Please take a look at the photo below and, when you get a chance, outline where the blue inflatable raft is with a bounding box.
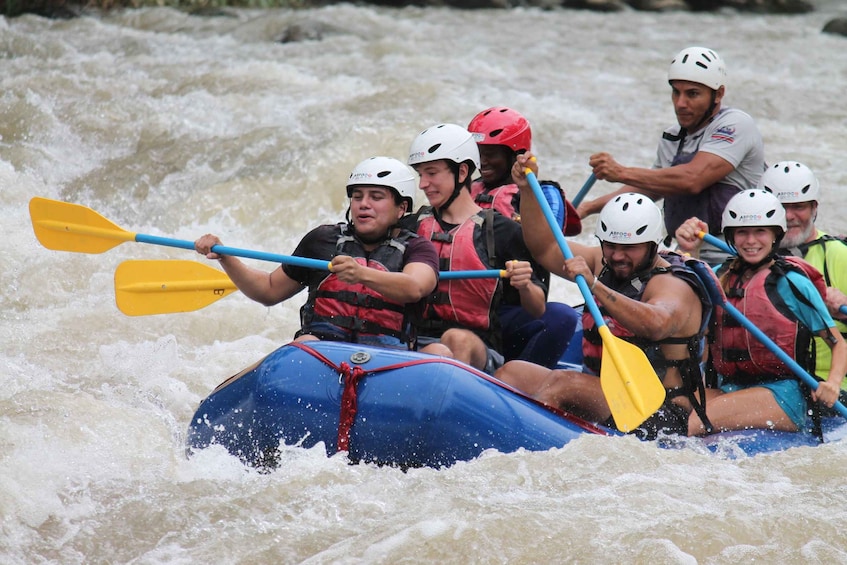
[187,341,841,468]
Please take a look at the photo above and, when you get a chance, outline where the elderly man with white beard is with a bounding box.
[759,161,847,404]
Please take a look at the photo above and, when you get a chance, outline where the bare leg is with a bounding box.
[439,328,488,370]
[496,361,611,422]
[687,386,798,436]
[294,334,320,342]
[419,342,454,358]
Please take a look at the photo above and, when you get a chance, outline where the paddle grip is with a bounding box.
[699,231,734,255]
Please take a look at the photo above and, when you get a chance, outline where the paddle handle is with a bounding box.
[570,173,596,208]
[697,231,734,255]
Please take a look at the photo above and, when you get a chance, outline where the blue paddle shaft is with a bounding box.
[135,233,331,269]
[525,171,605,326]
[701,232,734,255]
[570,173,597,208]
[134,233,501,279]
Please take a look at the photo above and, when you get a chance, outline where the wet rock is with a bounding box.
[822,17,847,37]
[562,0,627,12]
[278,20,348,43]
[628,0,689,11]
[716,0,813,13]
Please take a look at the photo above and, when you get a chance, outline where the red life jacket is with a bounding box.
[301,225,415,342]
[711,256,826,384]
[471,179,582,237]
[471,179,520,220]
[415,209,500,346]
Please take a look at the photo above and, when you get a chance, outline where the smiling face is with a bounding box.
[732,226,778,264]
[413,160,467,209]
[781,201,817,248]
[670,80,723,131]
[477,144,515,188]
[349,186,405,241]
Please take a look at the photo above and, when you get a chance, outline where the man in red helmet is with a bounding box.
[467,106,581,368]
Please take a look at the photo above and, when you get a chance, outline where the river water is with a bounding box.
[3,2,847,563]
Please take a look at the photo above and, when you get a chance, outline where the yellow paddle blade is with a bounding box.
[597,326,666,432]
[29,197,135,254]
[115,260,238,316]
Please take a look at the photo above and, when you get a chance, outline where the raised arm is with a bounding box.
[511,153,595,275]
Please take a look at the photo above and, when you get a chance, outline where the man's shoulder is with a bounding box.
[708,106,760,132]
[645,263,701,299]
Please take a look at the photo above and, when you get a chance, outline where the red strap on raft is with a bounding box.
[291,342,612,454]
[337,361,367,452]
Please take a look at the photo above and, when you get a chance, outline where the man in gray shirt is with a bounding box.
[579,46,765,265]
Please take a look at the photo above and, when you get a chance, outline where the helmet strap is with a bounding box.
[692,90,719,133]
[436,161,467,213]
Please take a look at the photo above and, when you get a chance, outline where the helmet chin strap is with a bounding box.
[435,162,464,215]
[692,90,719,133]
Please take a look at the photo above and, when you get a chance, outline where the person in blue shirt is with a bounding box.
[675,189,846,435]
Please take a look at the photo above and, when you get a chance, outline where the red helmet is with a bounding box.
[467,107,532,153]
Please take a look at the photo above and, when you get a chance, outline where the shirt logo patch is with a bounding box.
[711,125,736,144]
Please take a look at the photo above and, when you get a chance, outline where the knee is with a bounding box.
[421,343,453,358]
[541,302,579,331]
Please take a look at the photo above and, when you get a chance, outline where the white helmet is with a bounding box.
[595,193,664,245]
[722,189,786,239]
[347,156,417,210]
[758,161,820,204]
[408,123,481,172]
[668,46,726,90]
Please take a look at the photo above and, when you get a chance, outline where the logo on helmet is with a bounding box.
[609,230,633,240]
[738,213,763,223]
[471,132,485,143]
[409,151,426,161]
[349,172,373,182]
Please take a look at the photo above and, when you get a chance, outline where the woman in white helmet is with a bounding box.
[499,163,713,439]
[402,123,548,374]
[580,46,766,266]
[195,156,439,347]
[759,161,847,409]
[676,189,846,436]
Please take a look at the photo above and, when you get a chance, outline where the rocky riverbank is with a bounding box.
[6,0,847,39]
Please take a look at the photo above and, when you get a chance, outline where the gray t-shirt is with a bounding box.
[653,106,765,192]
[655,106,766,265]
